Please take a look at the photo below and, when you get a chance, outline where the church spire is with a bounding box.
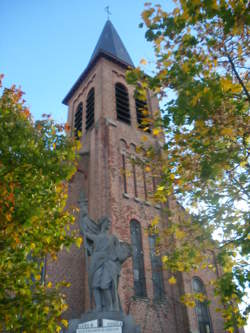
[63,20,134,105]
[89,20,134,68]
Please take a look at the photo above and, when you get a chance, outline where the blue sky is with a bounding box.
[0,0,174,122]
[1,1,249,331]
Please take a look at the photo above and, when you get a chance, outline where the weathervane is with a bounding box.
[105,6,111,20]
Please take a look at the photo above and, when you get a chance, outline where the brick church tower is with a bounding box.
[47,20,228,333]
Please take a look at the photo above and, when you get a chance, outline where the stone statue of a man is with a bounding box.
[79,193,131,312]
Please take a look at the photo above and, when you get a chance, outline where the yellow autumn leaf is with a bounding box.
[61,319,68,327]
[175,229,186,240]
[221,128,234,137]
[76,237,83,248]
[141,135,148,142]
[44,306,49,314]
[221,78,233,91]
[191,95,199,106]
[162,255,168,264]
[231,84,242,93]
[157,185,165,191]
[168,276,177,284]
[240,160,247,168]
[211,0,218,9]
[47,281,52,288]
[140,58,147,65]
[187,300,196,308]
[56,326,61,333]
[182,62,189,73]
[196,119,205,127]
[145,166,151,172]
[152,128,161,136]
[169,173,175,181]
[195,293,206,302]
[6,213,12,221]
[30,243,36,250]
[176,262,185,271]
[151,216,159,226]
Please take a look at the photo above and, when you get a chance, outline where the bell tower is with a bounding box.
[62,19,137,223]
[47,20,228,333]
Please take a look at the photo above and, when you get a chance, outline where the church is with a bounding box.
[47,20,228,333]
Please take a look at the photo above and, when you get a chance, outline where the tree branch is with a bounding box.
[226,52,250,102]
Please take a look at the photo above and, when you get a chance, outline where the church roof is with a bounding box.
[63,20,134,105]
[89,20,134,68]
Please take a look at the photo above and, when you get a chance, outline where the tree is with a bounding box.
[0,75,81,332]
[126,1,249,331]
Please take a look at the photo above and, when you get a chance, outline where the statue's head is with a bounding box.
[99,216,111,232]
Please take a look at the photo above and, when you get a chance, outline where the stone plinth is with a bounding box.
[64,311,140,333]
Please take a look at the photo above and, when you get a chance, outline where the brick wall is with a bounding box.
[47,56,228,333]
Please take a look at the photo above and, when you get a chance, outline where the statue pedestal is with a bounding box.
[64,311,140,333]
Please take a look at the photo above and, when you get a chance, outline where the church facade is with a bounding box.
[47,20,227,333]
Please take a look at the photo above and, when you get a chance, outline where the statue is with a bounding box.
[78,192,131,312]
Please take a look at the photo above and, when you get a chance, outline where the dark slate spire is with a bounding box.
[89,20,134,67]
[63,20,134,105]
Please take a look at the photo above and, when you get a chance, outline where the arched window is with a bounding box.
[86,88,95,130]
[74,102,83,138]
[130,220,147,297]
[192,277,213,333]
[135,97,151,133]
[148,233,164,300]
[115,83,131,125]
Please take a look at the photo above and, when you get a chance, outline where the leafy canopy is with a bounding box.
[126,1,249,331]
[0,75,81,333]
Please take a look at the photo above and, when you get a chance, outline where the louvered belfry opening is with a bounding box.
[115,83,131,124]
[86,88,95,131]
[74,102,83,138]
[135,98,151,133]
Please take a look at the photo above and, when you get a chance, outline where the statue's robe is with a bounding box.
[89,233,121,291]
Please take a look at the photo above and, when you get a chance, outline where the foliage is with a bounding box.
[0,75,80,332]
[127,1,249,331]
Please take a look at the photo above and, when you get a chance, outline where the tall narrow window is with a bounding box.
[152,176,156,192]
[86,88,95,131]
[41,256,46,284]
[192,277,213,333]
[135,98,151,133]
[130,220,147,297]
[74,102,83,138]
[148,233,165,300]
[132,161,138,197]
[130,144,137,198]
[143,169,148,201]
[115,83,131,124]
[122,154,127,194]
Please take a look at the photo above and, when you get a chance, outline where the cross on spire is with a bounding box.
[105,6,111,20]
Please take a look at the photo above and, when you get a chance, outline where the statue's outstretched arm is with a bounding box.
[79,216,97,241]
